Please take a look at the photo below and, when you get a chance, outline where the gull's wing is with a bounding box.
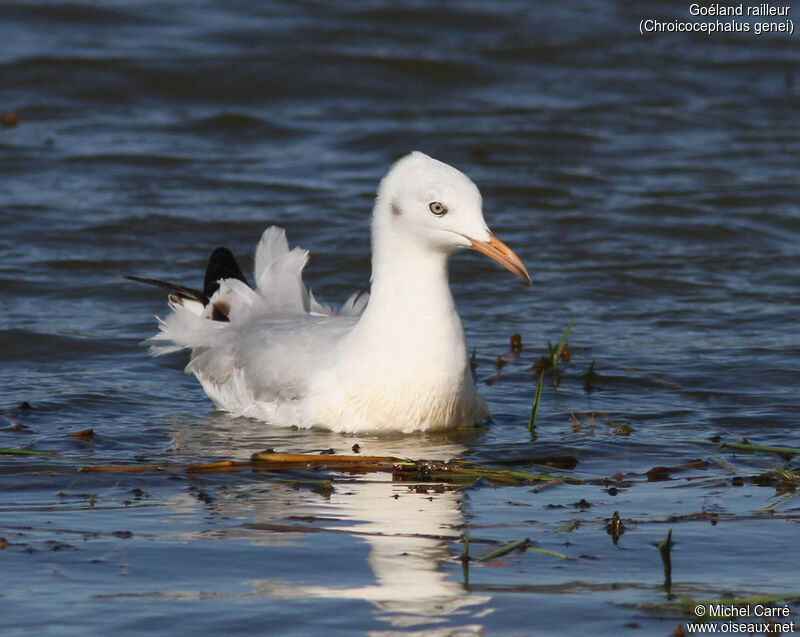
[133,226,368,418]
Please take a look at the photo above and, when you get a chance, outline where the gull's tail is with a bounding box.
[127,226,368,359]
[202,247,249,300]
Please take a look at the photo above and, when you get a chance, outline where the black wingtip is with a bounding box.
[123,275,209,305]
[203,247,249,299]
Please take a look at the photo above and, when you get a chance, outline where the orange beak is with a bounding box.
[469,233,531,284]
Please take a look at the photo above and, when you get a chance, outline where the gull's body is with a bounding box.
[134,152,529,433]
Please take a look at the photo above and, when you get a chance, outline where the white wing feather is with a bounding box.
[148,226,364,418]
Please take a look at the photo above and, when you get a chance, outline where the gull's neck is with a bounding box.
[369,233,454,318]
[347,228,467,371]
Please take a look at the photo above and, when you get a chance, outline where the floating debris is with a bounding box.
[0,448,57,456]
[67,429,95,440]
[1,112,19,128]
[78,452,580,486]
[615,423,633,436]
[583,360,597,392]
[606,511,625,544]
[646,459,710,482]
[690,439,800,459]
[480,538,530,562]
[556,520,580,533]
[528,545,575,560]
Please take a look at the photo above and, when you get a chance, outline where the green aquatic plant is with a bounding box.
[690,439,800,457]
[549,318,573,384]
[0,448,57,456]
[480,538,530,561]
[528,546,574,560]
[583,360,596,392]
[528,319,573,431]
[658,528,674,591]
[479,537,575,562]
[528,370,544,433]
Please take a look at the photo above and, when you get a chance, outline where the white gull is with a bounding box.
[129,152,530,433]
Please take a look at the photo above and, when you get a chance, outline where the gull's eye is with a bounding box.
[428,201,447,216]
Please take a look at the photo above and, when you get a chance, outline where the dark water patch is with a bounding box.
[63,151,193,168]
[699,191,800,210]
[0,329,117,362]
[169,112,304,141]
[0,56,142,105]
[1,2,160,27]
[70,214,265,244]
[0,277,54,298]
[481,39,619,66]
[43,257,151,275]
[326,50,491,86]
[352,5,513,32]
[113,55,477,105]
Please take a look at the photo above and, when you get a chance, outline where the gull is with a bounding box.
[127,152,530,433]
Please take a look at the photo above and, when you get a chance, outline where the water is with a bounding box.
[2,1,799,635]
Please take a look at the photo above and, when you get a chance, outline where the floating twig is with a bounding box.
[689,440,800,457]
[755,492,800,516]
[528,546,575,560]
[606,511,625,545]
[556,520,580,533]
[79,464,181,473]
[708,455,743,475]
[0,448,57,456]
[67,429,95,440]
[76,453,579,486]
[185,460,253,473]
[480,538,530,561]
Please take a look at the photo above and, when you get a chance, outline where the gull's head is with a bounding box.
[373,151,531,283]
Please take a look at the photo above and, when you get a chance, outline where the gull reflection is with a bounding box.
[167,415,492,634]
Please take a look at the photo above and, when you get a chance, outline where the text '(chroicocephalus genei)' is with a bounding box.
[126,152,530,433]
